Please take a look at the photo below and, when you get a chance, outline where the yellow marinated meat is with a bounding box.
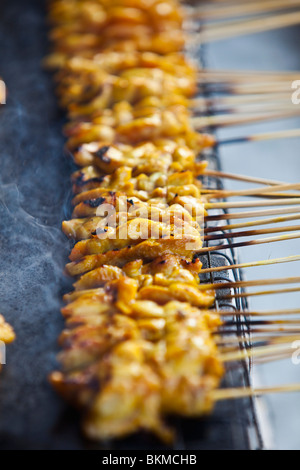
[47,0,225,443]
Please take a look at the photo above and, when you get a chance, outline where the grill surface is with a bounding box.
[0,0,263,450]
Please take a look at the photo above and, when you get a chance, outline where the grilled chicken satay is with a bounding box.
[56,72,197,115]
[70,166,206,202]
[66,235,205,276]
[48,0,225,443]
[64,106,208,149]
[70,157,208,194]
[48,0,186,59]
[47,52,196,81]
[72,139,214,173]
[68,166,207,210]
[49,0,184,31]
[51,299,222,442]
[63,255,215,310]
[68,217,202,261]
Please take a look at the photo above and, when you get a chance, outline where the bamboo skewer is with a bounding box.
[193,93,292,109]
[200,254,300,274]
[197,82,296,95]
[199,276,300,292]
[217,128,300,146]
[198,68,300,81]
[199,231,300,255]
[205,198,300,209]
[220,343,298,362]
[204,183,300,199]
[195,11,300,43]
[219,327,300,335]
[203,169,285,187]
[192,108,300,129]
[190,1,300,22]
[218,308,300,317]
[250,352,295,365]
[204,206,300,222]
[212,383,300,401]
[197,73,300,85]
[220,319,300,327]
[224,286,300,300]
[204,213,300,233]
[204,224,300,242]
[216,334,300,346]
[197,101,297,116]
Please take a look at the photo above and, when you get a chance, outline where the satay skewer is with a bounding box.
[217,128,300,146]
[204,206,300,222]
[223,286,300,300]
[220,342,300,362]
[192,108,300,129]
[199,231,300,254]
[193,11,300,43]
[203,169,285,187]
[205,198,300,209]
[218,308,300,317]
[204,224,300,242]
[199,275,300,292]
[204,214,300,233]
[201,254,300,274]
[204,182,300,199]
[212,383,300,401]
[189,0,300,22]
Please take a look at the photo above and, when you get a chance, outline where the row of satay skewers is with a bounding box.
[40,0,300,443]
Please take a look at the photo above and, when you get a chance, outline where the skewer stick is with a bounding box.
[204,213,300,233]
[212,384,300,401]
[205,198,300,209]
[192,96,292,114]
[220,319,300,327]
[189,0,300,22]
[204,183,300,199]
[203,169,285,187]
[252,352,294,365]
[204,206,300,222]
[192,109,300,129]
[218,308,300,317]
[197,74,300,85]
[198,69,300,81]
[197,82,295,95]
[193,93,293,111]
[204,224,300,242]
[224,286,300,300]
[220,342,297,362]
[195,11,300,43]
[200,254,300,274]
[200,102,297,116]
[199,275,300,292]
[199,231,300,255]
[217,128,300,146]
[216,334,300,345]
[219,326,300,335]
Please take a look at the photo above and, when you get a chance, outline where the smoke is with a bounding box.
[0,0,78,446]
